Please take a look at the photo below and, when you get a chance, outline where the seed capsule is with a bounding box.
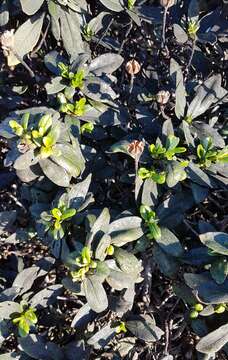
[125,59,141,75]
[156,90,170,105]
[0,30,15,54]
[160,0,175,8]
[127,140,144,157]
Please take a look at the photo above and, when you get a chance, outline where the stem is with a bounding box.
[11,48,35,78]
[186,38,196,74]
[31,17,50,56]
[162,6,168,49]
[129,74,134,94]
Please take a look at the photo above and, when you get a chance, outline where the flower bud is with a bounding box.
[194,303,204,312]
[215,305,226,314]
[160,0,175,8]
[189,310,199,319]
[125,59,141,75]
[156,90,170,105]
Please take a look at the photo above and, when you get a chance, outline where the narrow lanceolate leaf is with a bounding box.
[199,232,228,256]
[20,0,45,15]
[196,323,228,354]
[170,58,186,119]
[14,13,45,60]
[83,277,108,313]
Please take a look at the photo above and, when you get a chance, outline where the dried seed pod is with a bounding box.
[0,30,14,55]
[127,140,144,157]
[160,0,175,8]
[156,90,170,105]
[125,59,141,75]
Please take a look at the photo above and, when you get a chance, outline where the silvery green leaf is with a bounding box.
[83,276,108,313]
[0,0,9,26]
[170,58,186,119]
[14,150,38,171]
[45,77,66,95]
[87,324,116,349]
[156,227,184,257]
[166,161,187,188]
[114,248,142,275]
[153,244,179,278]
[39,158,71,187]
[19,334,64,360]
[29,285,63,309]
[173,24,188,44]
[187,162,212,188]
[59,7,84,61]
[187,75,223,120]
[98,0,124,12]
[199,232,228,256]
[188,0,199,22]
[14,13,45,59]
[95,234,111,261]
[71,303,95,329]
[88,12,112,35]
[0,301,21,320]
[44,51,66,75]
[86,208,110,247]
[109,216,143,246]
[126,318,164,342]
[89,53,124,75]
[210,258,228,284]
[196,324,228,354]
[20,0,45,15]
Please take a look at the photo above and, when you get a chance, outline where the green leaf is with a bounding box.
[108,216,143,246]
[114,248,142,275]
[83,277,108,313]
[98,0,124,12]
[199,232,228,256]
[45,76,66,95]
[59,7,84,61]
[156,227,184,257]
[126,318,164,342]
[166,161,187,188]
[196,323,228,354]
[14,13,45,60]
[39,158,71,187]
[210,258,228,284]
[18,318,30,337]
[20,0,45,15]
[89,53,124,75]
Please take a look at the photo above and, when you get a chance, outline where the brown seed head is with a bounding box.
[160,0,175,8]
[125,59,141,75]
[127,140,144,157]
[156,90,170,105]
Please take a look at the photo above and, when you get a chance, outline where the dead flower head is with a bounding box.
[127,140,144,157]
[0,30,15,56]
[156,90,170,105]
[160,0,175,8]
[125,59,141,75]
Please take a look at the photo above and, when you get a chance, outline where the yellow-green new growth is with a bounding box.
[71,246,97,281]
